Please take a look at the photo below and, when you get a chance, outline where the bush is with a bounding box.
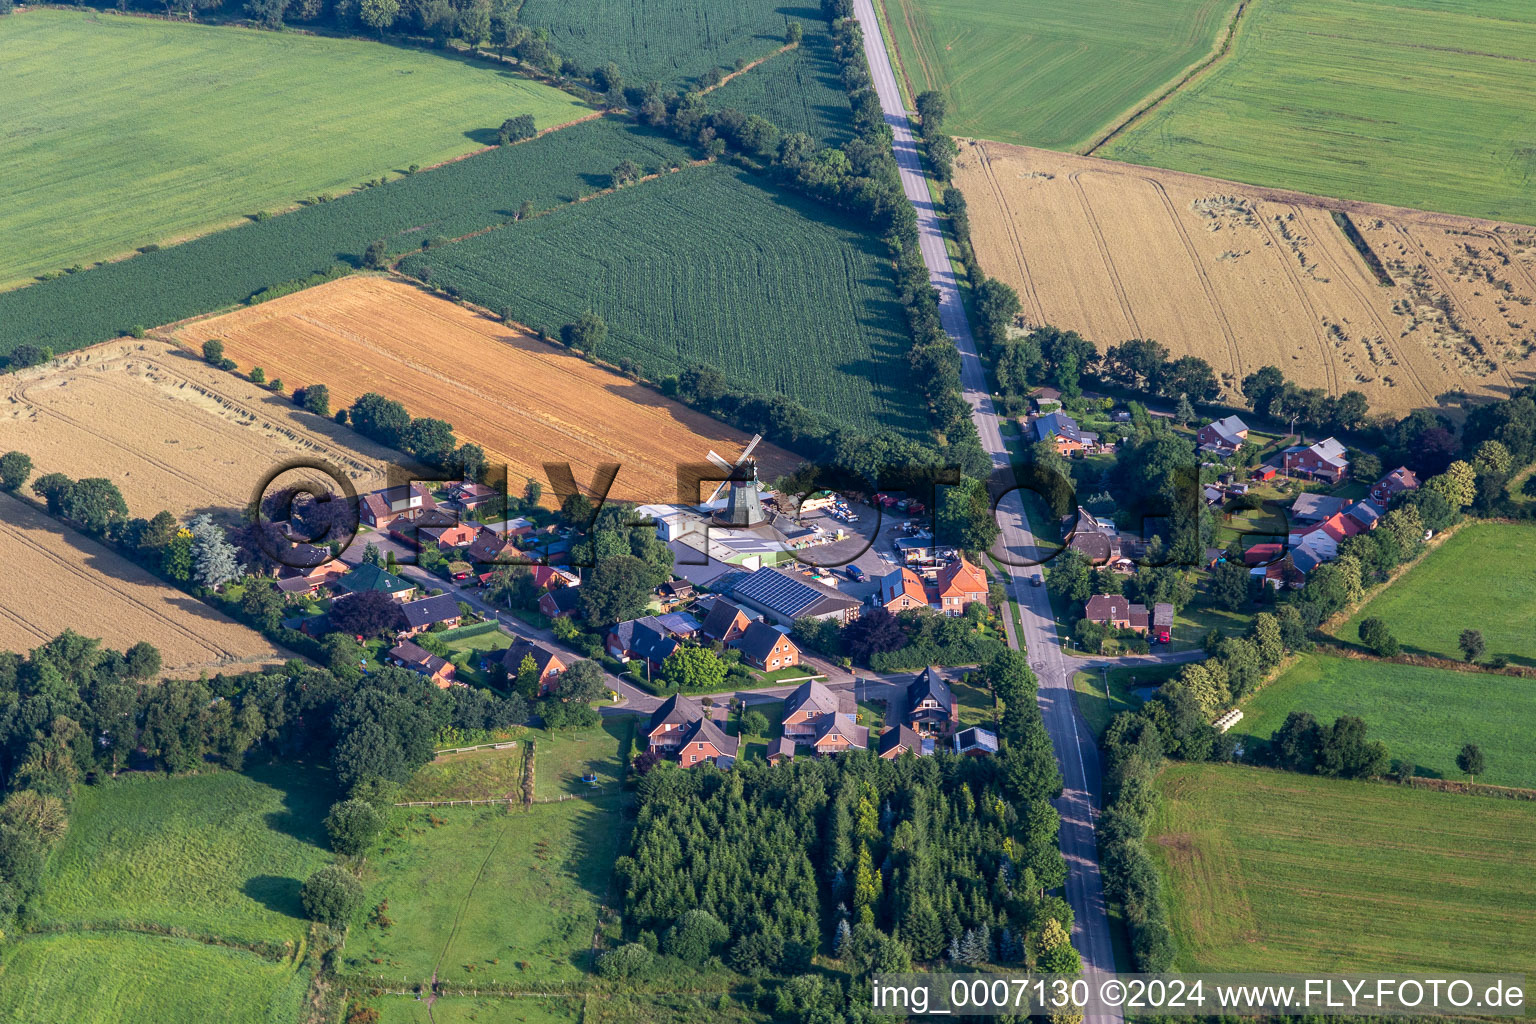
[300,865,364,926]
[596,942,655,979]
[325,798,383,856]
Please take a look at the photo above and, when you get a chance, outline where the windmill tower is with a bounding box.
[705,435,767,528]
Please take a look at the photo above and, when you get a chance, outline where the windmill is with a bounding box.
[705,434,766,527]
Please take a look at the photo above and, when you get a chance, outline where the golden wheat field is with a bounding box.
[172,276,799,504]
[955,140,1536,414]
[0,339,392,519]
[0,492,284,672]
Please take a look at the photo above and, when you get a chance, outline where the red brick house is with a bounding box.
[1197,415,1249,454]
[1083,594,1149,633]
[1282,437,1349,483]
[501,639,566,695]
[1370,466,1420,506]
[877,725,925,759]
[466,528,525,566]
[876,567,928,611]
[934,557,987,615]
[360,483,437,529]
[731,621,801,671]
[700,599,752,644]
[809,714,868,755]
[781,680,851,741]
[538,586,582,619]
[396,594,463,637]
[388,640,456,688]
[645,694,737,765]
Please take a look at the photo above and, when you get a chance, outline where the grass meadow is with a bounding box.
[878,0,1240,150]
[375,995,582,1024]
[1234,654,1536,789]
[1338,523,1536,666]
[1072,663,1182,739]
[400,163,923,437]
[1151,763,1536,973]
[37,765,336,947]
[0,9,590,288]
[0,931,311,1024]
[1102,0,1536,223]
[342,797,625,986]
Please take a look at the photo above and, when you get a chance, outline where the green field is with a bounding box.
[706,10,854,147]
[1339,522,1536,666]
[1235,654,1536,788]
[1072,664,1181,738]
[342,797,624,985]
[1151,763,1536,973]
[519,0,792,86]
[0,117,691,358]
[399,163,922,435]
[0,9,590,288]
[376,995,582,1024]
[1102,0,1536,224]
[38,766,336,946]
[879,0,1240,150]
[399,744,527,803]
[0,931,311,1024]
[533,720,633,799]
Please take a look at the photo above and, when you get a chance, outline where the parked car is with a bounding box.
[845,565,866,582]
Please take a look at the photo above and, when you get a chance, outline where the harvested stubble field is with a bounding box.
[0,492,282,673]
[172,276,798,505]
[0,339,390,518]
[1151,763,1536,974]
[955,141,1536,415]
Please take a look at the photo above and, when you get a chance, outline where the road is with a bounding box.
[851,0,1143,1005]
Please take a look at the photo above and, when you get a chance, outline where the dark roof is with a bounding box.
[700,598,749,640]
[676,715,739,757]
[783,679,841,720]
[731,567,860,620]
[1084,594,1145,622]
[659,579,694,598]
[1290,493,1349,523]
[543,586,582,614]
[812,714,868,750]
[502,638,563,675]
[338,562,413,594]
[648,693,704,734]
[389,640,450,675]
[1034,411,1082,443]
[400,593,461,629]
[733,621,797,664]
[390,508,460,535]
[1152,602,1174,628]
[877,724,924,757]
[767,736,796,761]
[612,614,697,663]
[906,667,954,711]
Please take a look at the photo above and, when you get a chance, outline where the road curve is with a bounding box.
[850,0,1125,1009]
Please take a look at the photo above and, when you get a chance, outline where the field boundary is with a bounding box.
[1081,0,1250,157]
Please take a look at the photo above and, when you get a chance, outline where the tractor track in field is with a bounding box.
[1067,171,1145,338]
[976,146,1047,326]
[1251,208,1343,397]
[1142,174,1244,379]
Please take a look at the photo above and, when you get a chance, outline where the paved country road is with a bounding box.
[849,0,1168,1011]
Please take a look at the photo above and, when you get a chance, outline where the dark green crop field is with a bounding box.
[706,8,854,147]
[519,0,793,86]
[399,163,923,436]
[0,118,690,359]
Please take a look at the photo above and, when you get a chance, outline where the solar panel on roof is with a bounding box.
[736,569,821,617]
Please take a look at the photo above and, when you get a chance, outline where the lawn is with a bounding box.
[0,115,691,359]
[1102,0,1536,224]
[399,744,528,803]
[1338,522,1536,666]
[0,9,591,288]
[533,719,633,798]
[342,796,624,985]
[736,698,786,762]
[518,0,793,87]
[38,765,336,947]
[0,931,311,1024]
[878,0,1242,150]
[399,163,923,436]
[1234,654,1536,789]
[1072,663,1181,739]
[1150,763,1536,973]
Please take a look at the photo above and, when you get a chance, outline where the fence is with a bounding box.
[395,785,620,808]
[432,739,519,757]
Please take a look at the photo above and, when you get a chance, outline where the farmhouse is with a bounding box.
[1197,415,1249,455]
[501,639,566,695]
[877,567,929,611]
[1034,411,1094,454]
[896,667,959,738]
[1083,594,1150,633]
[729,566,861,625]
[1282,437,1349,483]
[730,620,801,671]
[1371,466,1420,505]
[387,640,456,688]
[360,483,437,529]
[934,557,988,614]
[396,593,463,637]
[335,563,416,602]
